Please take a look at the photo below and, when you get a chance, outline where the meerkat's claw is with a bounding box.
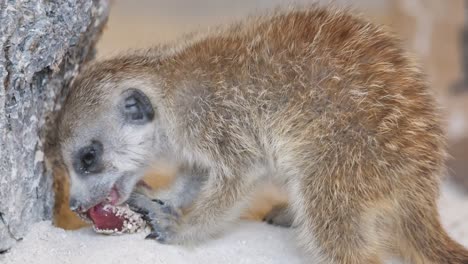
[145,231,168,243]
[145,232,159,240]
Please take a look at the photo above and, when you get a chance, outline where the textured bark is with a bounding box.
[0,0,109,252]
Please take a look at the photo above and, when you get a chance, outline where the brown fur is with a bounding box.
[58,5,468,263]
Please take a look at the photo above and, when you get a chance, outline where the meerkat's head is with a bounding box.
[57,58,160,213]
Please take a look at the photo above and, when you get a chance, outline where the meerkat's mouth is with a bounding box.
[84,185,123,230]
[83,181,147,233]
[74,185,121,223]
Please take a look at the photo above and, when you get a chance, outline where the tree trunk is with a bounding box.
[0,0,109,252]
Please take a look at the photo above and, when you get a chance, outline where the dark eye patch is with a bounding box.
[121,89,154,124]
[73,140,104,175]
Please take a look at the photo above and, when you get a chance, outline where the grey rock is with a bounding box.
[0,0,109,252]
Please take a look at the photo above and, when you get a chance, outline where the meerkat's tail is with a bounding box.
[399,204,468,264]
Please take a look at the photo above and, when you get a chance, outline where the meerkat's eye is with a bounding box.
[73,140,103,175]
[121,89,154,124]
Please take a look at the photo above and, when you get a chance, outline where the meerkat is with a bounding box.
[56,5,468,264]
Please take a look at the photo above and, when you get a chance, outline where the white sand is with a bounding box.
[2,221,306,264]
[2,179,468,264]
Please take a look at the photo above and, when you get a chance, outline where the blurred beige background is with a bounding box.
[97,0,390,56]
[54,0,468,229]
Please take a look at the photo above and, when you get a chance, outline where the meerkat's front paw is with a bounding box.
[127,192,181,244]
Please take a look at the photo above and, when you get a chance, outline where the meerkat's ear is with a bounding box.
[120,89,155,124]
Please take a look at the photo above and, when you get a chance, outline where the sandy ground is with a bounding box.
[2,179,468,264]
[3,221,306,264]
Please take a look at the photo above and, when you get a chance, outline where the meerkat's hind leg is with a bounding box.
[292,177,387,264]
[263,203,296,228]
[294,204,386,264]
